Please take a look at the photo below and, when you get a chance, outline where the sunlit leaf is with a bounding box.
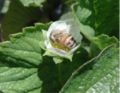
[61,46,119,93]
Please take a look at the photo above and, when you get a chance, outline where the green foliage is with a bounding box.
[70,3,95,41]
[0,0,119,93]
[77,0,119,36]
[61,46,119,93]
[0,67,42,93]
[1,0,46,40]
[91,34,118,50]
[0,21,118,92]
[0,23,62,93]
[72,3,92,24]
[90,34,118,56]
[0,23,49,67]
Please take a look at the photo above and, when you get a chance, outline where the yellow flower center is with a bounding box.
[50,41,71,52]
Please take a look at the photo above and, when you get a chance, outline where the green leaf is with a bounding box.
[60,46,119,93]
[71,3,95,41]
[72,3,92,24]
[91,34,118,50]
[0,50,64,93]
[20,0,46,7]
[79,22,95,41]
[0,23,49,67]
[0,66,42,93]
[1,0,45,40]
[77,0,119,37]
[0,23,63,93]
[93,0,119,36]
[90,34,118,56]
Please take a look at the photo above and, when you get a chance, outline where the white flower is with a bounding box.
[44,20,82,60]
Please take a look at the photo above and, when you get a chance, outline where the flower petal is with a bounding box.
[47,21,71,40]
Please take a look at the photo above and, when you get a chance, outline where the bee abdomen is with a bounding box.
[64,36,76,48]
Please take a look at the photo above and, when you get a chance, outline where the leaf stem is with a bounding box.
[58,63,63,86]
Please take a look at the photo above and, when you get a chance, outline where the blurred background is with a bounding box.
[0,0,69,40]
[0,0,119,41]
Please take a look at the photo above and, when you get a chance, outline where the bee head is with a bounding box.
[50,31,66,41]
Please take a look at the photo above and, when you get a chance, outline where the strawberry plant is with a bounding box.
[0,0,119,93]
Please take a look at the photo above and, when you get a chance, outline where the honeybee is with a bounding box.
[50,31,76,49]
